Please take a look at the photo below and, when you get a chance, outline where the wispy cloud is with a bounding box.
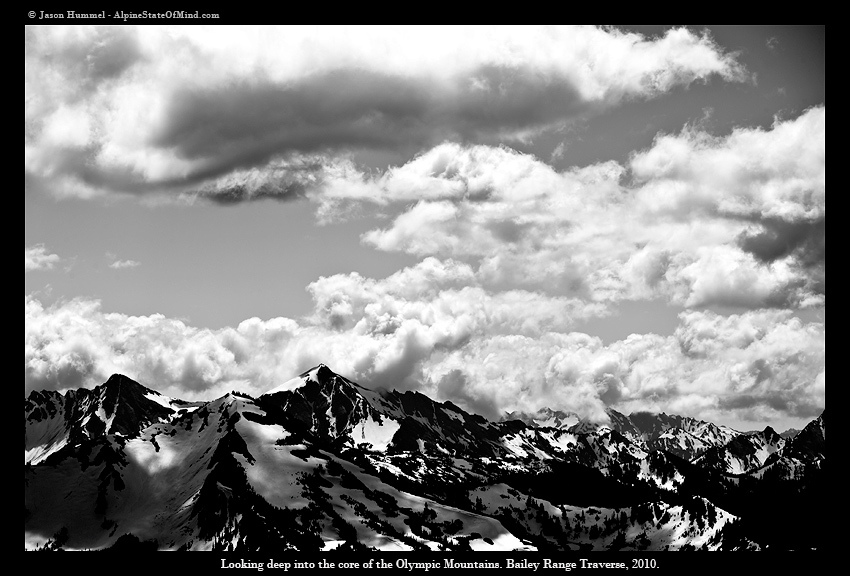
[109,259,141,269]
[25,244,60,272]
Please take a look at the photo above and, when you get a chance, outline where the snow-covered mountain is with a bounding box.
[509,407,740,461]
[503,407,580,430]
[25,374,202,465]
[25,366,823,551]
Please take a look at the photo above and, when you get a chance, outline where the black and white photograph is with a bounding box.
[25,24,825,558]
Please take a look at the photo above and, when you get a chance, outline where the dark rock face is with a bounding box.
[629,411,681,437]
[783,410,825,463]
[257,365,389,449]
[25,390,64,423]
[97,374,176,437]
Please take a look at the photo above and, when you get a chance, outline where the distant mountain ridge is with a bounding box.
[504,407,739,461]
[503,407,580,430]
[25,366,825,552]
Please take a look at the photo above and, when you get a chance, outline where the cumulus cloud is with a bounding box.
[25,295,302,400]
[296,258,610,394]
[25,245,61,272]
[306,257,607,335]
[629,105,825,223]
[665,310,825,422]
[26,25,744,200]
[351,107,824,310]
[429,332,616,423]
[428,308,824,425]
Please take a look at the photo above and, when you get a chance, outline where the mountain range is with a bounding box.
[25,365,826,551]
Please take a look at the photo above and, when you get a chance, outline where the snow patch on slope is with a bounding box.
[350,416,400,452]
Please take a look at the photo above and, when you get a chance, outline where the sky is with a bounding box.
[25,25,825,432]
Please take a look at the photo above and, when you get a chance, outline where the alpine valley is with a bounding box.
[25,365,825,552]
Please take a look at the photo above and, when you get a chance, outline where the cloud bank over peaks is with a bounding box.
[26,25,744,200]
[25,260,823,428]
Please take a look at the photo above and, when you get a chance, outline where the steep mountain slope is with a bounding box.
[692,427,785,475]
[781,410,825,464]
[628,412,739,460]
